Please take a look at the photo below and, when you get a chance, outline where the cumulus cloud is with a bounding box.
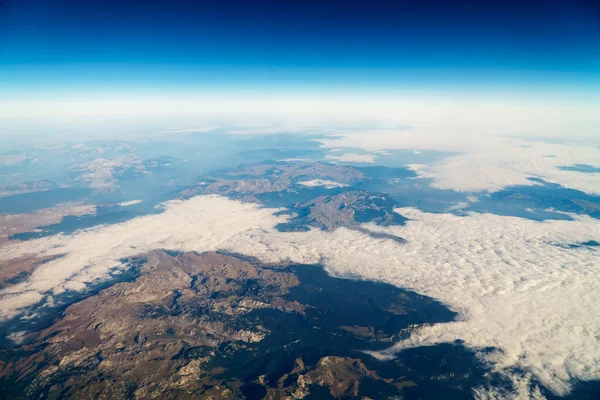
[445,201,470,211]
[222,208,600,397]
[2,195,600,398]
[118,199,142,207]
[319,132,600,195]
[0,195,286,321]
[297,179,349,189]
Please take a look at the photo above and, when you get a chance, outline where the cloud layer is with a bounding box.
[224,207,600,397]
[0,196,286,321]
[1,195,599,398]
[318,132,600,195]
[297,179,349,189]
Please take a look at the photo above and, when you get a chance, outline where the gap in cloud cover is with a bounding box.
[0,0,599,398]
[1,194,599,398]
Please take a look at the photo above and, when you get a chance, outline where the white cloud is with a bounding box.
[319,133,600,195]
[2,195,600,398]
[118,200,142,207]
[0,195,286,321]
[4,93,598,143]
[222,209,600,398]
[6,331,27,344]
[445,201,470,211]
[297,179,349,189]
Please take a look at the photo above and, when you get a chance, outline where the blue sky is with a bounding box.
[1,0,599,98]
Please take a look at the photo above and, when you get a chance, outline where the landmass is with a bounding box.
[182,162,408,242]
[0,181,60,198]
[0,203,96,244]
[0,250,497,399]
[180,162,366,203]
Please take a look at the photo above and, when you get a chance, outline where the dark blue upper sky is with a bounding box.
[1,0,599,94]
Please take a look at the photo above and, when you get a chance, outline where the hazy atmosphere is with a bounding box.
[1,1,599,399]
